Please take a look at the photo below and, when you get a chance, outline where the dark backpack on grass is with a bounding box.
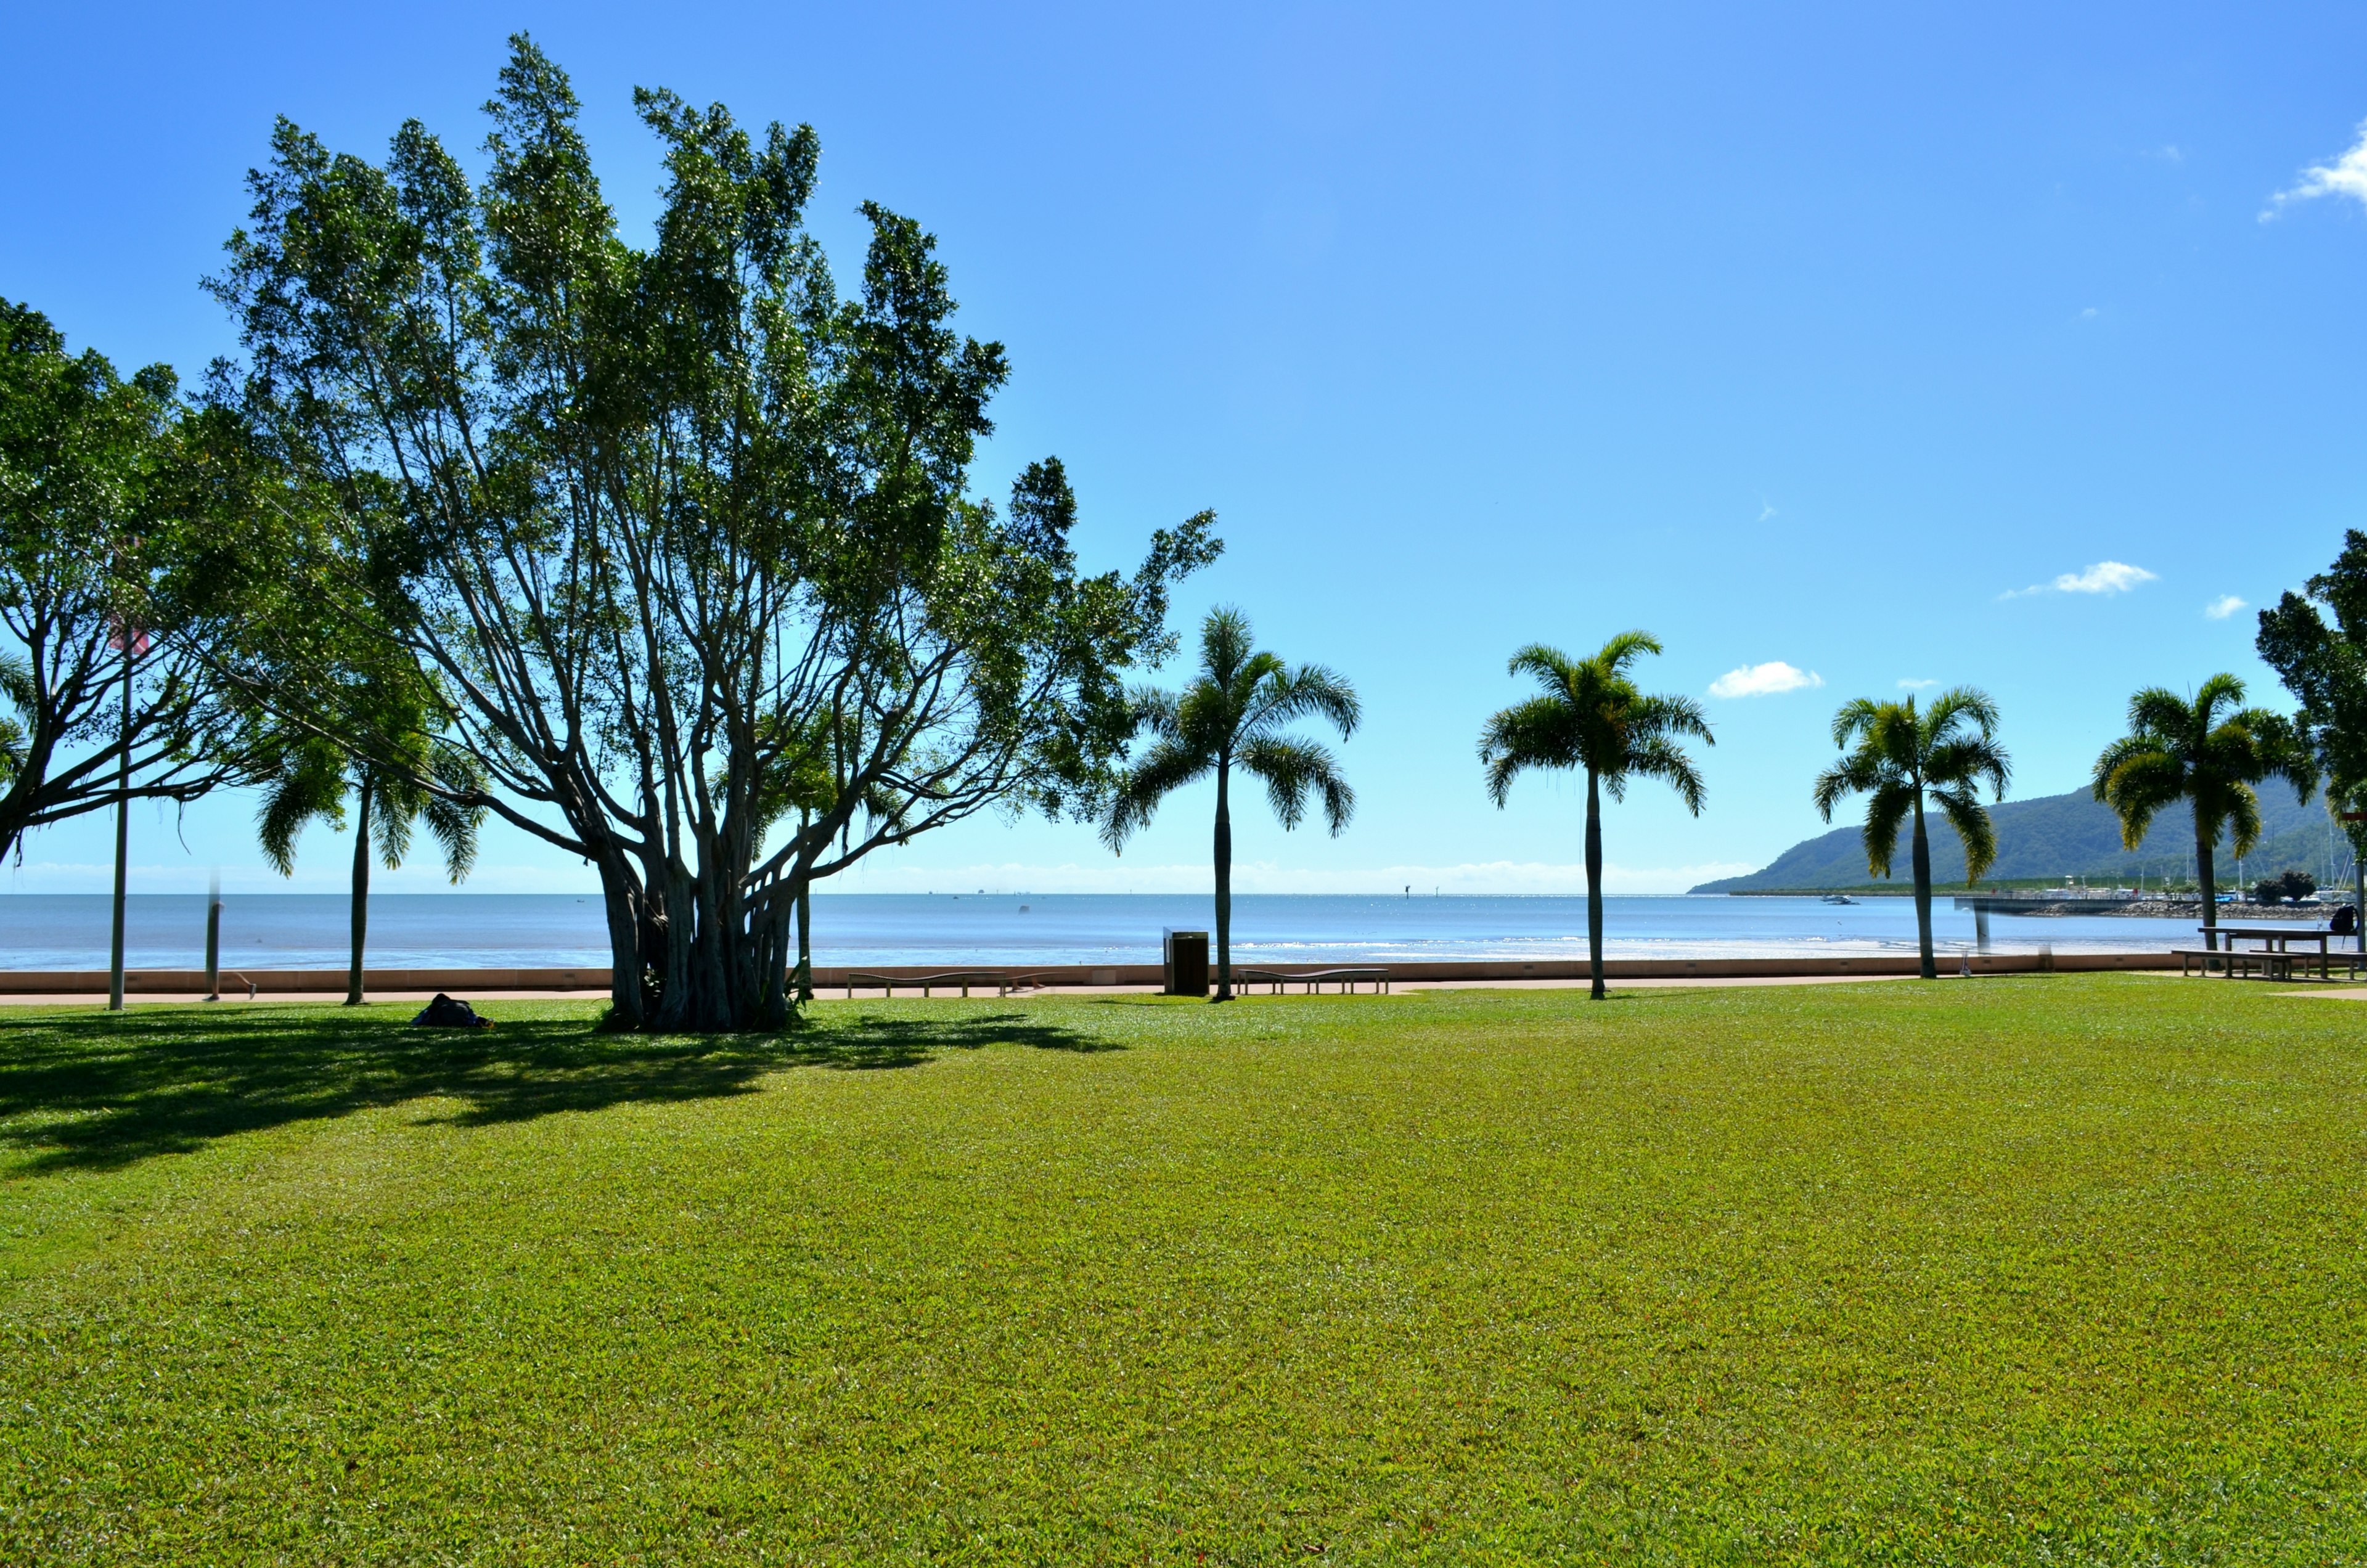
[412,993,494,1029]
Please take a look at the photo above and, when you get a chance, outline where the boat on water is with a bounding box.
[1820,894,1857,905]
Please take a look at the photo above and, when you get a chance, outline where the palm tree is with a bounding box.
[1812,689,2010,980]
[2091,675,2314,952]
[257,737,483,1005]
[1479,632,1712,1001]
[1102,608,1359,1000]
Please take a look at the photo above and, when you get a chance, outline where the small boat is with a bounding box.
[1820,893,1857,905]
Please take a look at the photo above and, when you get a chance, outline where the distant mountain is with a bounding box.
[1691,783,2351,893]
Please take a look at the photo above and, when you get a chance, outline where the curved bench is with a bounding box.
[1233,966,1391,995]
[843,970,1016,998]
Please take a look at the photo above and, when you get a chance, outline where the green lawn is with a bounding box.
[2,979,2364,1564]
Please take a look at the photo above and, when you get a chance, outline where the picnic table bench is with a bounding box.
[1233,966,1392,995]
[2177,926,2361,981]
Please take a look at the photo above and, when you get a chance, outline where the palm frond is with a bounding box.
[1240,735,1355,835]
[1627,734,1706,815]
[1247,663,1360,741]
[1099,736,1216,851]
[1931,784,1998,883]
[1594,629,1664,677]
[1860,779,1916,879]
[255,745,347,878]
[2095,747,2183,849]
[1478,695,1579,806]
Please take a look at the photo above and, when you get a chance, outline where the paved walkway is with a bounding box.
[0,973,1940,1008]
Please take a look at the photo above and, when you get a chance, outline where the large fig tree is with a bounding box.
[208,37,1216,1029]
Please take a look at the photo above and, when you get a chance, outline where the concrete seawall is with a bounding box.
[0,949,2179,996]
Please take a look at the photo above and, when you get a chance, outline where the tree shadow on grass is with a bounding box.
[0,1003,1113,1177]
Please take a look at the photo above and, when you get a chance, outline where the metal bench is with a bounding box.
[843,970,1017,998]
[1233,966,1392,995]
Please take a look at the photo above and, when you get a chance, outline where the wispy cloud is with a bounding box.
[1897,677,1937,690]
[2003,560,2157,598]
[2204,594,2247,620]
[2265,120,2367,218]
[1708,661,1823,699]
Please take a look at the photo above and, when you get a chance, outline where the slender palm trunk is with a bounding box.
[1213,755,1233,1001]
[1584,769,1605,1001]
[346,775,372,1007]
[1910,792,1935,980]
[2196,823,2218,953]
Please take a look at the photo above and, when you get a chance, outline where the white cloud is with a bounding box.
[2003,560,2158,598]
[2267,120,2367,218]
[1707,661,1824,699]
[2204,594,2247,620]
[1897,677,1937,690]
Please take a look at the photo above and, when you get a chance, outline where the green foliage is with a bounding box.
[2,980,2363,1560]
[1691,782,2336,892]
[2257,529,2367,883]
[206,36,1216,1029]
[0,301,247,860]
[1478,632,1711,812]
[2091,674,2315,927]
[1811,688,2009,979]
[1102,607,1358,996]
[1479,631,1712,998]
[2252,868,2317,906]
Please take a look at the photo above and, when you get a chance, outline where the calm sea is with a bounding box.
[0,892,2213,971]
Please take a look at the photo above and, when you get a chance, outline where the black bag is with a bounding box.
[412,992,494,1029]
[2332,904,2358,937]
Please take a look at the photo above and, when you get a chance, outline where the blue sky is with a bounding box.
[7,1,2367,895]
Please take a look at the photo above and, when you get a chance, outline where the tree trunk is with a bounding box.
[2196,823,2218,953]
[596,852,650,1030]
[1213,754,1233,1002]
[346,775,371,1006]
[796,875,814,1002]
[1910,793,1936,980]
[1585,769,1605,1001]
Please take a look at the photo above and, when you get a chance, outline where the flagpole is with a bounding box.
[107,647,130,1011]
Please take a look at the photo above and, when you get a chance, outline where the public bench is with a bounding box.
[843,970,1020,998]
[1234,966,1392,995]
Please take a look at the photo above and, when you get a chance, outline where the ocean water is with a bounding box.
[0,892,2223,971]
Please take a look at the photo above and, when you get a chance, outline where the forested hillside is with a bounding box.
[1693,784,2348,892]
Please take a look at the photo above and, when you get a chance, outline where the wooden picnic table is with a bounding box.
[2189,925,2344,981]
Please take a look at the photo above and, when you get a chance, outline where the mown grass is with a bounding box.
[1,977,2363,1564]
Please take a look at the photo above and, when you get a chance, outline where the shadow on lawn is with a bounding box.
[0,1004,1111,1176]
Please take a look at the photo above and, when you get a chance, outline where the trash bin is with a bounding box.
[1163,929,1209,997]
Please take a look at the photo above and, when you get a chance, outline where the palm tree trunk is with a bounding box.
[1584,768,1605,1001]
[1213,756,1233,1001]
[2196,823,2217,953]
[346,775,372,1007]
[1910,793,1936,980]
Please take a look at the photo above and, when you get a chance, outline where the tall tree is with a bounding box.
[2090,676,2313,953]
[206,38,1215,1029]
[1479,632,1711,1001]
[0,302,245,865]
[1102,608,1358,1001]
[2257,530,2367,941]
[253,719,483,1006]
[1812,689,2008,980]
